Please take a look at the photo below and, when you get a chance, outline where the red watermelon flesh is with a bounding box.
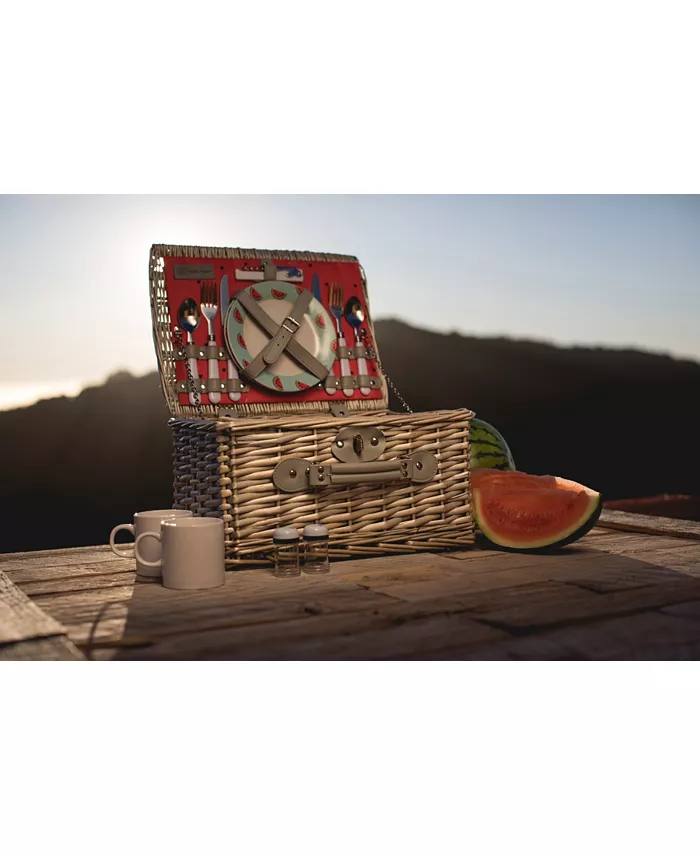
[471,468,602,551]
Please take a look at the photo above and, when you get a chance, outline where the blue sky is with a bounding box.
[0,194,698,410]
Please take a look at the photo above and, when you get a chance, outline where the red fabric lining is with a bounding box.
[164,256,383,407]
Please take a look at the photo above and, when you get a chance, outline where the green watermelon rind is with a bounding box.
[470,418,516,471]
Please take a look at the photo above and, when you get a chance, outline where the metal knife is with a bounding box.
[220,274,242,402]
[312,273,321,302]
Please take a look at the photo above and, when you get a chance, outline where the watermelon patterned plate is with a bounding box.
[224,280,336,394]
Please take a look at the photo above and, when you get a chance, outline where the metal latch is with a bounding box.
[332,426,386,462]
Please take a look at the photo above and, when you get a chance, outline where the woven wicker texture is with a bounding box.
[149,244,389,418]
[171,408,475,565]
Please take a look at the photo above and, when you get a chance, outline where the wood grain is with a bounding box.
[469,575,700,630]
[0,545,114,568]
[0,567,84,660]
[528,611,700,660]
[107,608,507,661]
[0,568,68,645]
[598,510,700,540]
[408,612,700,660]
[0,636,84,661]
[4,558,133,587]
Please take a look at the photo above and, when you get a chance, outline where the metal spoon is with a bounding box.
[344,297,371,396]
[178,298,203,406]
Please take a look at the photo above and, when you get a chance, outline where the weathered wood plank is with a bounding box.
[0,568,69,645]
[0,635,85,661]
[4,558,134,586]
[579,533,700,558]
[19,569,138,597]
[530,612,700,660]
[660,600,700,621]
[8,527,700,661]
[459,576,700,630]
[328,543,653,586]
[336,549,693,602]
[32,584,137,643]
[0,545,112,566]
[542,549,700,592]
[35,572,403,647]
[598,510,700,540]
[22,538,700,647]
[606,546,700,576]
[343,557,700,629]
[405,612,700,660]
[106,607,508,660]
[392,635,575,660]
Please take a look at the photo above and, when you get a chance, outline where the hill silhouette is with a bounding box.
[1,319,699,553]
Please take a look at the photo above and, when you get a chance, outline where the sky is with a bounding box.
[0,194,698,410]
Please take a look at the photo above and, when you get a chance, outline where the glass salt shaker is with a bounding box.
[272,526,301,577]
[302,524,330,574]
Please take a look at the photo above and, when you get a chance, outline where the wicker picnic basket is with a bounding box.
[150,243,475,565]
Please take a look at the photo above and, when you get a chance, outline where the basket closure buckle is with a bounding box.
[332,426,385,463]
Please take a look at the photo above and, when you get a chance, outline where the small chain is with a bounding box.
[374,353,413,414]
[173,328,204,420]
[358,326,413,414]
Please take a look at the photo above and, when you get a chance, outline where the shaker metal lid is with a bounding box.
[302,524,329,541]
[272,526,300,543]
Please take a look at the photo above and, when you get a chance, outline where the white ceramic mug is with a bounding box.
[135,517,226,590]
[110,509,193,577]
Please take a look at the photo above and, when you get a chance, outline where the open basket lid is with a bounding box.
[149,244,389,419]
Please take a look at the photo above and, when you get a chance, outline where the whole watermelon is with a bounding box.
[470,418,516,470]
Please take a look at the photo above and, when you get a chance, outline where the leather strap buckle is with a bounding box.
[281,316,301,335]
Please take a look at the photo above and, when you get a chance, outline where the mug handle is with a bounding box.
[134,531,163,568]
[110,523,135,558]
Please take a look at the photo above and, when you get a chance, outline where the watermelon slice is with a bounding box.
[471,468,602,551]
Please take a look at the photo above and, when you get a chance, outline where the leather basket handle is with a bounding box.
[273,452,438,493]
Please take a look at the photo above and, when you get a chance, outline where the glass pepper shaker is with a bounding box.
[302,524,330,574]
[272,526,301,577]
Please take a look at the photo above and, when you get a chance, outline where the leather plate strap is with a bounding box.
[236,288,330,382]
[260,288,313,366]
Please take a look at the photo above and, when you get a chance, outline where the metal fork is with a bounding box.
[200,281,221,404]
[329,283,353,398]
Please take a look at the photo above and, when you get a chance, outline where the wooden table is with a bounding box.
[2,511,700,660]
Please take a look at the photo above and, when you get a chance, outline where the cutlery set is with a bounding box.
[173,269,377,405]
[325,281,374,398]
[176,280,242,406]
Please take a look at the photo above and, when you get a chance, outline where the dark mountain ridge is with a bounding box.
[1,320,698,553]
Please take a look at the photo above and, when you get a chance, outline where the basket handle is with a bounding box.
[273,452,438,493]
